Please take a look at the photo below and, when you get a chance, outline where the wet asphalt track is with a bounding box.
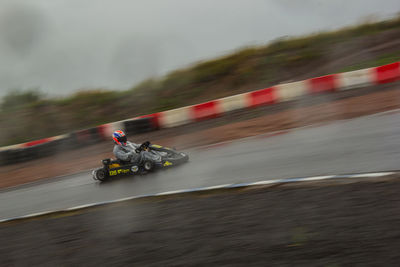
[1,110,400,219]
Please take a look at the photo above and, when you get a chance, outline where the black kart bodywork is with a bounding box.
[92,142,189,181]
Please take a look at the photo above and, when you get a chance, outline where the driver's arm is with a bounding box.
[113,146,133,161]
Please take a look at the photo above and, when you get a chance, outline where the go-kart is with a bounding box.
[92,141,189,182]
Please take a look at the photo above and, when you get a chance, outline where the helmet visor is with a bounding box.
[118,135,127,143]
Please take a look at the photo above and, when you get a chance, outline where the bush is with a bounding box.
[1,89,43,111]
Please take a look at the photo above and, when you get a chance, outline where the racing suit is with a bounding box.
[113,141,141,163]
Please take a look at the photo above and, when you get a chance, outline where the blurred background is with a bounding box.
[0,0,399,146]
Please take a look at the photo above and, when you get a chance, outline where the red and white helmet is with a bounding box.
[112,130,127,146]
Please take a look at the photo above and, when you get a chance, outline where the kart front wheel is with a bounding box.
[93,168,108,181]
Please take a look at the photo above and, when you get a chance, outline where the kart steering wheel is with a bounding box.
[135,141,151,153]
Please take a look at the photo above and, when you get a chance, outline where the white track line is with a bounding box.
[0,171,395,224]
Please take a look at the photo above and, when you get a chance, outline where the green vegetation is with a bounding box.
[1,15,400,146]
[1,89,43,111]
[338,51,400,73]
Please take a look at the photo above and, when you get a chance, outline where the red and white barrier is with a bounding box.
[159,106,192,128]
[191,101,222,121]
[337,68,373,90]
[219,93,248,113]
[155,62,399,128]
[373,62,400,84]
[275,80,308,101]
[308,74,338,93]
[247,87,277,107]
[2,61,400,149]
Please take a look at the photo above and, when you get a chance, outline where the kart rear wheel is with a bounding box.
[93,168,108,181]
[143,161,154,172]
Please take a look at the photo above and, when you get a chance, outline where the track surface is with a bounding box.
[1,110,400,219]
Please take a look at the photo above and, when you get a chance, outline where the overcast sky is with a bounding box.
[0,0,399,97]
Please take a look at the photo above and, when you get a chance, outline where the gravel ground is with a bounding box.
[1,175,400,266]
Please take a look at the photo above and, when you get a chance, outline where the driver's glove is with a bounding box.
[142,141,150,147]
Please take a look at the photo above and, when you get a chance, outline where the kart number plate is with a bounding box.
[109,169,130,176]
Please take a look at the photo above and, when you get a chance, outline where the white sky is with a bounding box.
[0,0,399,97]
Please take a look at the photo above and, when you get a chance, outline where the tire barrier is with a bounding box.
[72,127,103,147]
[0,149,20,166]
[123,117,158,136]
[1,61,399,165]
[136,113,161,130]
[0,136,71,166]
[0,117,157,166]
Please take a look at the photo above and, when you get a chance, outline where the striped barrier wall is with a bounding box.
[153,62,399,128]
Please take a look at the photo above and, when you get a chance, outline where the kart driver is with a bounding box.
[112,130,141,163]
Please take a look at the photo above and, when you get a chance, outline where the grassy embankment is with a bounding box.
[1,16,400,146]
